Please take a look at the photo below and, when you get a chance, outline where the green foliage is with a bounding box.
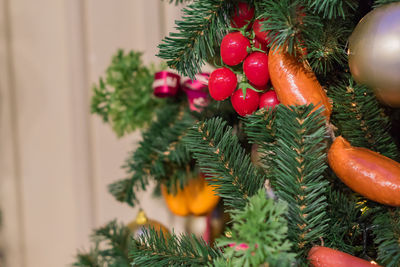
[324,187,363,255]
[73,220,131,267]
[306,0,357,19]
[372,208,400,267]
[158,0,233,78]
[109,103,196,206]
[131,228,221,266]
[214,189,296,267]
[258,0,322,55]
[91,50,162,137]
[374,0,400,8]
[272,105,330,258]
[183,117,265,210]
[328,75,399,160]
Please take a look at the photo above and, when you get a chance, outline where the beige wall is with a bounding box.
[0,1,188,266]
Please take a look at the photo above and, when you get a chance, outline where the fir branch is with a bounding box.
[373,0,400,8]
[214,189,296,267]
[131,228,221,266]
[183,117,265,210]
[325,187,363,255]
[242,108,277,177]
[109,103,196,206]
[158,0,233,78]
[305,0,357,19]
[91,50,162,137]
[73,220,131,267]
[373,208,400,267]
[272,105,330,258]
[258,0,322,55]
[328,75,399,160]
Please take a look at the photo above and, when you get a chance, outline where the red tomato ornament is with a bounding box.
[253,38,267,51]
[308,246,381,267]
[230,2,254,28]
[259,91,279,109]
[208,68,237,101]
[221,32,251,66]
[243,52,270,87]
[231,88,260,116]
[253,19,272,45]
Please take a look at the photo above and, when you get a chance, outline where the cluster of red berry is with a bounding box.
[208,2,279,116]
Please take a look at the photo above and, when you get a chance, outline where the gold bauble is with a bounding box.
[348,3,400,107]
[127,209,170,238]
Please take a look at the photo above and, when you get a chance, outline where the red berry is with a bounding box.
[221,32,251,66]
[208,68,237,101]
[231,2,254,28]
[253,19,272,45]
[243,52,270,87]
[259,91,280,109]
[253,38,267,51]
[231,88,260,116]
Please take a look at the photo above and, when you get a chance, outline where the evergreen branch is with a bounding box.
[325,187,363,255]
[73,220,131,267]
[259,0,322,55]
[305,0,357,19]
[131,228,221,266]
[214,189,296,267]
[373,0,400,8]
[158,0,233,78]
[373,208,400,267]
[328,75,399,160]
[91,50,162,137]
[242,108,277,177]
[183,117,265,210]
[272,105,330,259]
[109,103,196,206]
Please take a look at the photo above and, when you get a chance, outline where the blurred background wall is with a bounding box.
[0,1,187,266]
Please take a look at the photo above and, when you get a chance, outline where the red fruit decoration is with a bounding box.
[259,91,279,109]
[253,38,267,51]
[230,2,254,28]
[221,32,251,66]
[308,246,381,267]
[231,88,260,116]
[208,68,237,101]
[253,19,271,45]
[243,52,270,87]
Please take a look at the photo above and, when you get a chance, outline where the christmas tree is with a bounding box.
[74,0,400,266]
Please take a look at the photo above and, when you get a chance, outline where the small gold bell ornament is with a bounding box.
[127,209,170,238]
[348,2,400,107]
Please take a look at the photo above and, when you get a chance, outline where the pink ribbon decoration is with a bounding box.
[152,71,181,98]
[153,71,210,112]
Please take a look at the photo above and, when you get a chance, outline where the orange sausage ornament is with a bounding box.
[268,47,332,119]
[161,175,220,216]
[328,136,400,206]
[308,246,381,267]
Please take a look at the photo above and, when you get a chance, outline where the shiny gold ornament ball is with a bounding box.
[348,3,400,107]
[127,209,170,238]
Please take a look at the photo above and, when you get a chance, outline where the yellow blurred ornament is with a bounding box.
[127,209,170,238]
[348,3,400,107]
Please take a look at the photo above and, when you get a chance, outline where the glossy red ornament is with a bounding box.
[253,38,267,51]
[231,88,260,116]
[208,68,237,101]
[308,246,381,267]
[221,32,251,66]
[243,52,270,87]
[259,91,279,109]
[230,2,254,28]
[253,19,272,45]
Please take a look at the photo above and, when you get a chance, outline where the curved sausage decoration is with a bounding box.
[328,136,400,206]
[268,47,332,119]
[308,246,381,267]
